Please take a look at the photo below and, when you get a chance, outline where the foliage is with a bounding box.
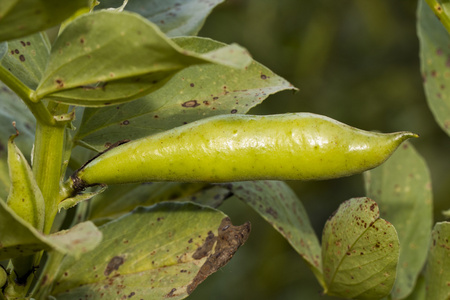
[0,0,448,300]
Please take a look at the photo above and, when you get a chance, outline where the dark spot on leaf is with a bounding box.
[231,109,237,114]
[190,83,195,87]
[80,38,85,44]
[104,256,124,276]
[213,97,219,100]
[261,74,267,79]
[182,100,200,108]
[19,55,25,62]
[20,41,25,47]
[431,70,437,77]
[27,42,30,46]
[370,203,376,212]
[188,238,193,243]
[55,79,64,88]
[120,120,130,126]
[265,207,278,219]
[192,231,216,259]
[104,142,112,148]
[154,115,159,118]
[166,288,176,298]
[187,218,251,294]
[128,292,135,298]
[203,100,210,105]
[14,49,19,54]
[10,50,14,55]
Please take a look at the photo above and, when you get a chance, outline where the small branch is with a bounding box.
[425,0,450,35]
[0,66,55,126]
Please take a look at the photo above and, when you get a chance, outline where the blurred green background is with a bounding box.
[189,0,450,299]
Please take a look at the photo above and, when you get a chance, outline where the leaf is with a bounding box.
[364,141,432,299]
[35,11,251,106]
[0,42,7,59]
[74,37,296,151]
[222,181,324,287]
[58,185,107,211]
[88,182,230,223]
[50,202,251,299]
[0,0,90,42]
[97,0,224,37]
[425,222,450,300]
[7,131,45,231]
[0,82,35,199]
[0,32,51,89]
[322,197,399,299]
[418,0,450,137]
[0,198,101,260]
[46,221,102,259]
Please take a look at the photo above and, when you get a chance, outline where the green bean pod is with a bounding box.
[69,113,417,191]
[7,132,45,231]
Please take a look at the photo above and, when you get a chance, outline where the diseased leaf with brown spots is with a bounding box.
[221,181,324,288]
[322,197,399,299]
[74,37,296,152]
[36,11,251,107]
[424,222,450,300]
[418,0,450,137]
[50,202,250,300]
[364,141,432,299]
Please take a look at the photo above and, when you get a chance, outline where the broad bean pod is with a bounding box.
[68,113,417,193]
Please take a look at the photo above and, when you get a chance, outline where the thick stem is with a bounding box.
[33,122,67,234]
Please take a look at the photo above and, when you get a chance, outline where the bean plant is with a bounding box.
[0,1,448,299]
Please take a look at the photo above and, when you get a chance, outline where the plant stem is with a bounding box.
[425,0,450,34]
[0,66,55,126]
[33,121,67,234]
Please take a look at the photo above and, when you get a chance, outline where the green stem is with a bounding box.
[425,0,450,34]
[33,122,67,234]
[30,252,65,299]
[0,66,54,126]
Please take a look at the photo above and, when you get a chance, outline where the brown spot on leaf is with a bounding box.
[55,79,64,88]
[261,74,267,79]
[104,256,124,276]
[14,49,19,54]
[20,41,26,47]
[231,109,238,114]
[192,231,216,259]
[19,55,25,62]
[190,83,195,87]
[182,100,200,108]
[120,120,130,126]
[265,207,278,219]
[165,288,176,298]
[187,218,251,294]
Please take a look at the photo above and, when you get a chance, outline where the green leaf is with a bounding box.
[7,131,45,231]
[50,202,251,299]
[425,222,450,300]
[403,275,426,300]
[418,0,450,137]
[0,82,35,199]
[0,198,101,260]
[0,42,7,59]
[35,11,251,106]
[0,32,50,89]
[88,182,230,223]
[322,197,399,299]
[364,141,432,299]
[222,181,324,287]
[46,221,102,259]
[0,0,90,42]
[97,0,224,37]
[74,37,296,151]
